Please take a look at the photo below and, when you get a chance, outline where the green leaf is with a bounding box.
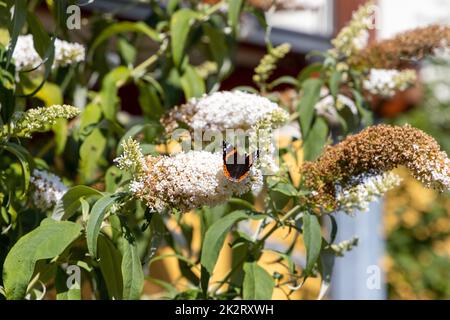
[52,185,102,221]
[116,122,162,156]
[297,62,323,84]
[352,89,373,126]
[3,218,82,300]
[52,119,68,155]
[2,142,31,196]
[105,166,123,193]
[200,210,248,274]
[327,214,338,244]
[180,65,205,99]
[242,262,274,300]
[329,70,341,99]
[100,66,131,121]
[90,21,160,57]
[26,12,51,59]
[203,23,230,76]
[86,194,116,258]
[227,0,244,36]
[272,182,298,197]
[298,78,323,138]
[302,117,329,161]
[78,102,102,138]
[7,0,27,65]
[269,75,298,89]
[170,8,197,67]
[79,128,107,184]
[318,250,335,300]
[137,81,165,120]
[117,37,137,66]
[146,277,177,299]
[119,237,144,300]
[200,265,210,298]
[303,212,322,275]
[52,0,69,33]
[20,37,55,98]
[98,235,123,299]
[0,67,15,123]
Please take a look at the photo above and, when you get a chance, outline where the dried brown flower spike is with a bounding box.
[302,124,450,213]
[350,25,450,69]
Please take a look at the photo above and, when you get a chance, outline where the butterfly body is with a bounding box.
[222,141,259,182]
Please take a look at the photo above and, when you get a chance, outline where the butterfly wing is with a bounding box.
[222,140,258,182]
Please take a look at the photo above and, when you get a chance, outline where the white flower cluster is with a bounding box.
[30,170,68,211]
[130,150,263,213]
[363,69,417,97]
[186,91,289,132]
[12,35,85,71]
[421,46,450,104]
[164,91,289,175]
[54,37,85,67]
[409,144,450,192]
[335,172,402,214]
[331,1,375,57]
[314,91,357,124]
[330,236,359,256]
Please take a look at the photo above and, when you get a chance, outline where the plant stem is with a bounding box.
[258,205,302,243]
[252,218,265,241]
[132,38,169,77]
[211,205,302,297]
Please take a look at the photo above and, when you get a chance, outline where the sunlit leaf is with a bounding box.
[302,117,329,161]
[79,128,106,184]
[180,64,205,99]
[52,185,102,221]
[242,262,274,300]
[119,237,144,300]
[298,78,323,138]
[86,194,115,258]
[303,212,322,275]
[90,21,160,57]
[3,219,82,300]
[98,235,123,299]
[200,210,248,274]
[170,8,197,67]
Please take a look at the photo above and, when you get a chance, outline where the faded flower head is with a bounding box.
[129,150,262,213]
[350,25,450,69]
[302,124,450,213]
[330,1,375,58]
[11,104,80,138]
[30,170,67,211]
[163,91,288,133]
[12,35,85,71]
[363,69,417,97]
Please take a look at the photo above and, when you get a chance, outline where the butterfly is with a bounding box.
[222,140,259,182]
